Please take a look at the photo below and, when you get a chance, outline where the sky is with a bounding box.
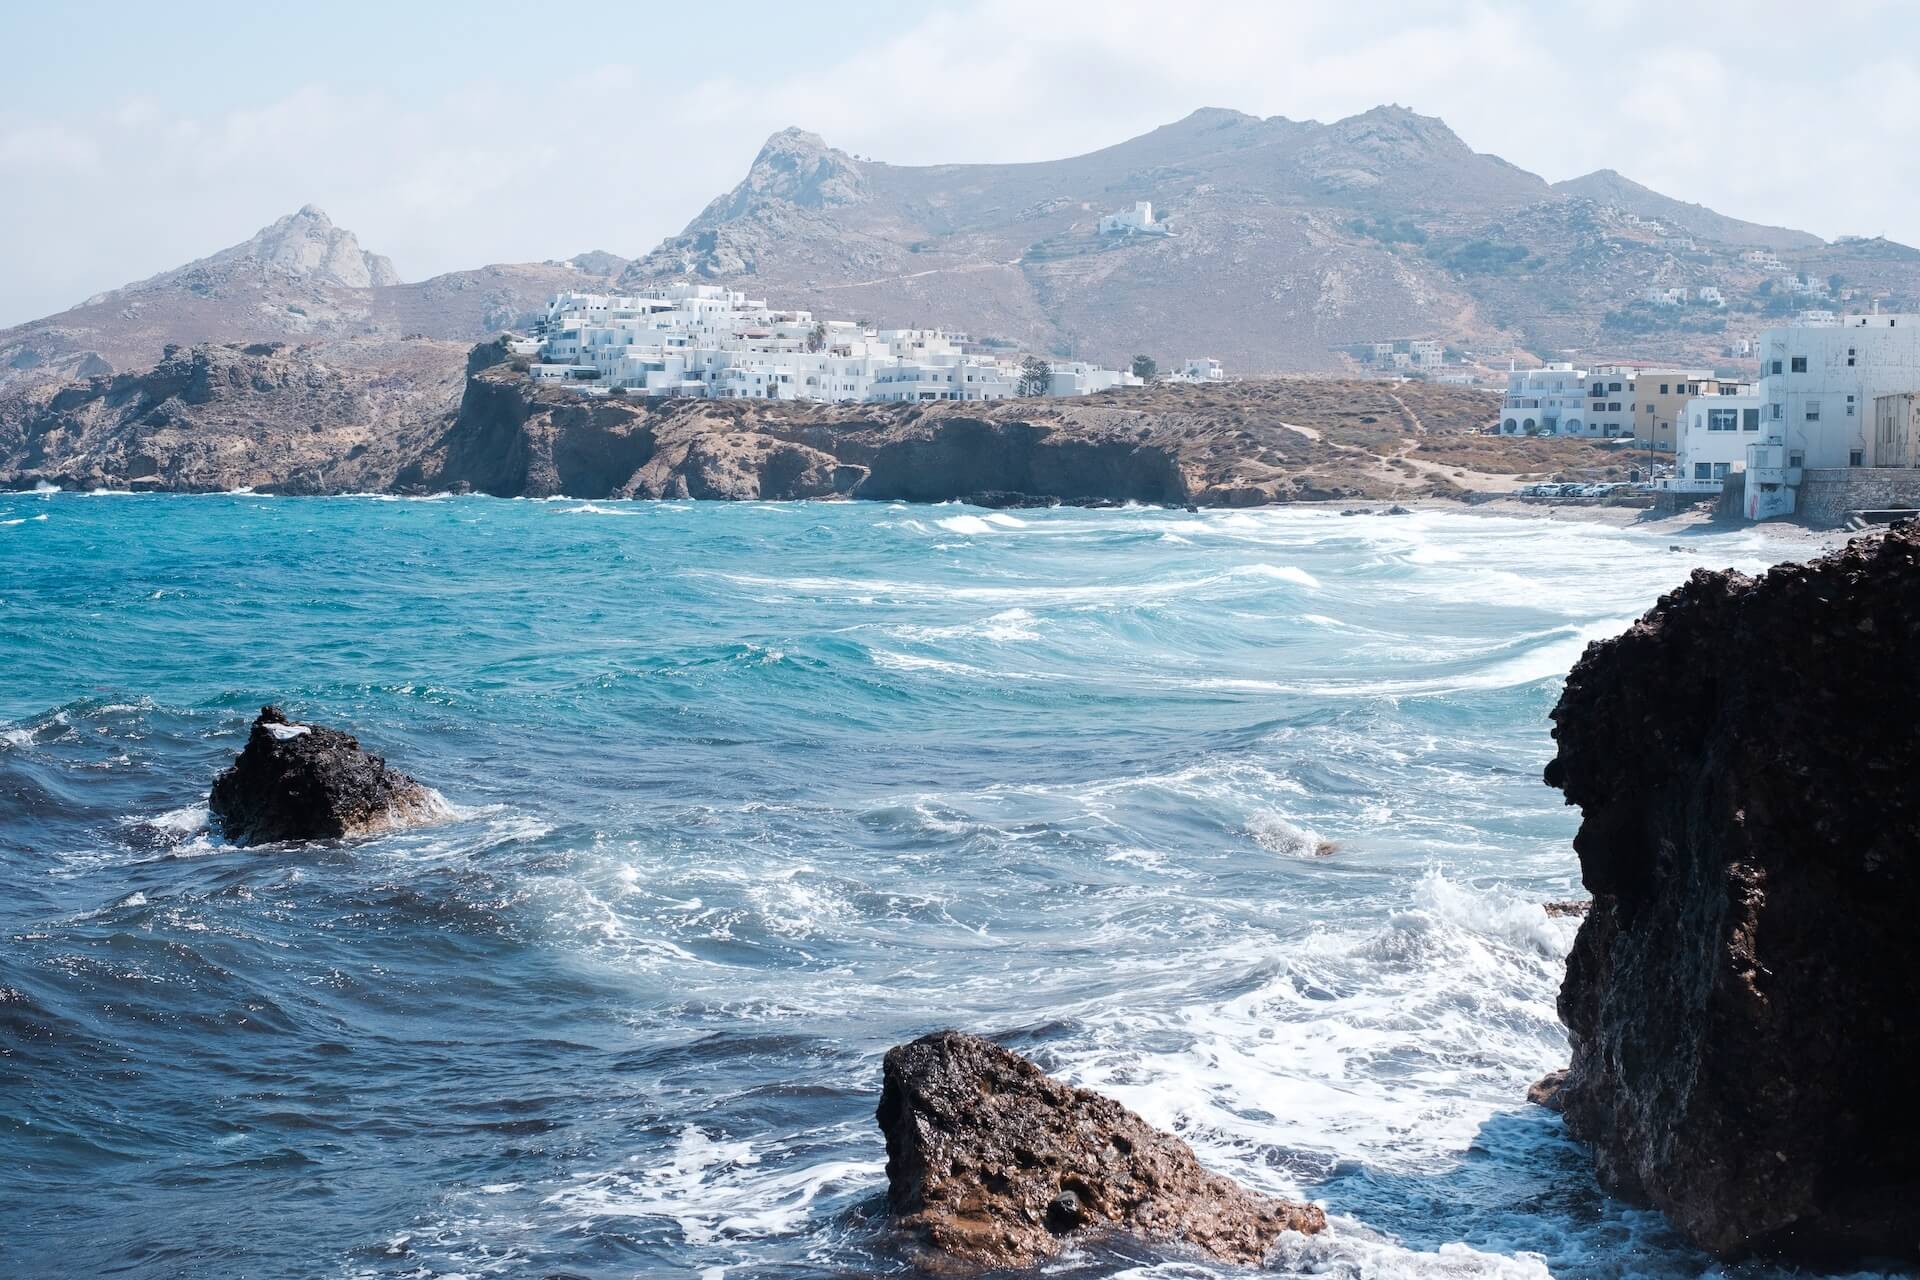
[3,0,1918,327]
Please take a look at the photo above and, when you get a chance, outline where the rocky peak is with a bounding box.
[204,205,402,289]
[1322,104,1470,161]
[717,128,867,218]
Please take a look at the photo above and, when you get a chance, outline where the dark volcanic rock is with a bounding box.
[209,706,442,845]
[1544,527,1920,1261]
[1526,1068,1568,1112]
[876,1030,1325,1267]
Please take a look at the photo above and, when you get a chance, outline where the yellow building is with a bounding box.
[1629,368,1724,452]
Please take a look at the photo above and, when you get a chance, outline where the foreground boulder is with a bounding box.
[209,706,442,845]
[1543,527,1920,1260]
[876,1030,1324,1267]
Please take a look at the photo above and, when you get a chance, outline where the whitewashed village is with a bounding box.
[509,187,1920,528]
[518,279,1220,406]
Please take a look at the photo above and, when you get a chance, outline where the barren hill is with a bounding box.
[0,207,618,392]
[621,109,1920,373]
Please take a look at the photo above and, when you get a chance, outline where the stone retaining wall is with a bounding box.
[1795,468,1920,526]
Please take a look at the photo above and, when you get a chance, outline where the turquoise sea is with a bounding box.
[0,492,1854,1278]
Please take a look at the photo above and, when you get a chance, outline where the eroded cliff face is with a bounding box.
[1544,527,1920,1261]
[0,338,465,493]
[5,339,1501,502]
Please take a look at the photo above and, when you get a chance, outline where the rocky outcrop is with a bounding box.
[876,1030,1325,1267]
[0,338,466,493]
[1543,527,1920,1261]
[6,339,1501,502]
[209,706,444,845]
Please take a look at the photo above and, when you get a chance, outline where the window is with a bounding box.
[1771,361,1783,376]
[1791,356,1807,373]
[1789,451,1804,467]
[1708,408,1739,432]
[1713,463,1731,480]
[1806,400,1821,422]
[1772,402,1784,420]
[1743,408,1760,431]
[1660,383,1670,395]
[1847,395,1855,416]
[1610,401,1622,411]
[1850,450,1865,467]
[1694,462,1713,480]
[1610,382,1622,392]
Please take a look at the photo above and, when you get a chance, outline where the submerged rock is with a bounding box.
[209,706,442,845]
[1544,527,1920,1261]
[876,1030,1325,1267]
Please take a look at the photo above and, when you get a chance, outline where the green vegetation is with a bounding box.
[1431,239,1538,275]
[1017,357,1052,397]
[1131,354,1158,381]
[1348,216,1428,246]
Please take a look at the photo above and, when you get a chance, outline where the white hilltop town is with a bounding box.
[514,282,1224,405]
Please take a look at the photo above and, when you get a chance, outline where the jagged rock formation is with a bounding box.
[209,706,443,845]
[0,207,615,394]
[1543,527,1920,1261]
[876,1030,1325,1267]
[0,338,466,493]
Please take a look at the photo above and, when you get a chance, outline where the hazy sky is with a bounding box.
[4,0,1917,326]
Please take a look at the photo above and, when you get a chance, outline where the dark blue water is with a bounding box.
[0,492,1866,1278]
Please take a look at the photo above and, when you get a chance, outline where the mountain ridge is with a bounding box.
[7,106,1918,388]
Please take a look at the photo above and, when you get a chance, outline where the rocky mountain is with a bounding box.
[621,109,1920,372]
[10,105,1917,390]
[0,207,617,393]
[1549,170,1820,252]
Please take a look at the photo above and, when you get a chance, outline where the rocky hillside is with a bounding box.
[622,110,1920,372]
[0,337,468,493]
[1,338,1513,503]
[0,207,618,393]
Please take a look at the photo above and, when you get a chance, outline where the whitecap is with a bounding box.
[934,514,994,535]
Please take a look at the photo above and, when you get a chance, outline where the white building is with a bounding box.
[1670,388,1763,493]
[1498,362,1588,435]
[1174,357,1225,383]
[1098,201,1166,236]
[1742,312,1920,517]
[1409,339,1445,367]
[1696,286,1726,307]
[528,284,1140,404]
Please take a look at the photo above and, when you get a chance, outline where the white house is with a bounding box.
[1175,357,1225,383]
[1098,201,1165,236]
[1670,388,1763,493]
[1498,363,1588,435]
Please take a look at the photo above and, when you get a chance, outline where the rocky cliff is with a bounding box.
[424,354,1502,505]
[1,339,1513,502]
[1543,527,1920,1261]
[0,337,466,493]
